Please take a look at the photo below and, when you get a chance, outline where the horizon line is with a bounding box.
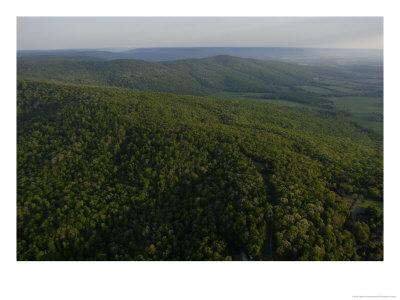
[17,46,384,52]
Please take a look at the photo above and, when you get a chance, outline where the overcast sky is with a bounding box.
[17,17,383,50]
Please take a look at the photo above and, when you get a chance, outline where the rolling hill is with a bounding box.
[17,55,317,96]
[17,79,383,260]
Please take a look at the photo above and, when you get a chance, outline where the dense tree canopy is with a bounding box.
[17,79,382,260]
[17,55,318,96]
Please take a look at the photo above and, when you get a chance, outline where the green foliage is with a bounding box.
[352,207,383,260]
[261,86,333,106]
[17,79,383,260]
[17,55,315,96]
[354,222,370,244]
[18,54,383,134]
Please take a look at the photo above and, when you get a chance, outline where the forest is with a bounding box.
[17,75,383,260]
[17,55,316,95]
[17,55,383,125]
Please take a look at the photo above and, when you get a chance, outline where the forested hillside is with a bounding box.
[17,79,383,260]
[17,55,384,112]
[17,55,315,95]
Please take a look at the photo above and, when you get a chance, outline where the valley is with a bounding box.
[17,54,383,261]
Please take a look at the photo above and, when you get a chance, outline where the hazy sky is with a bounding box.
[17,17,383,50]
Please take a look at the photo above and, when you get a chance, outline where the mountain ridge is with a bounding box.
[18,55,317,96]
[17,47,383,65]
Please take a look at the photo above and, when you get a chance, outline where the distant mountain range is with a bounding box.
[17,47,383,66]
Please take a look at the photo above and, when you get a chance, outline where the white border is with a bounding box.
[2,1,399,300]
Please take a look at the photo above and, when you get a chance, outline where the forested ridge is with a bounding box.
[17,55,384,110]
[17,79,383,260]
[17,55,316,95]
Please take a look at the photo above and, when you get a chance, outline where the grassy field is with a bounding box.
[298,85,336,95]
[344,196,383,219]
[327,96,382,113]
[352,198,383,218]
[356,199,383,211]
[328,96,383,132]
[210,90,383,133]
[210,92,314,108]
[210,91,265,100]
[318,79,361,89]
[323,85,361,95]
